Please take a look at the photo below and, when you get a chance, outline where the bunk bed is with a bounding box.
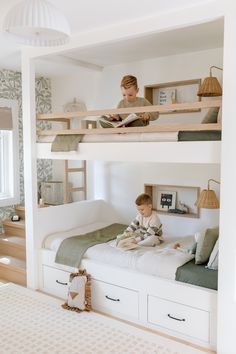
[36,100,220,350]
[37,100,221,163]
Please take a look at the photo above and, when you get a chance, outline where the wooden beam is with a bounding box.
[37,100,222,121]
[37,123,221,136]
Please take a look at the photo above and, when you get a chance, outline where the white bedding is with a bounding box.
[43,223,195,280]
[38,131,178,143]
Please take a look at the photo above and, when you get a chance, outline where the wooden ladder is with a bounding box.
[63,160,87,203]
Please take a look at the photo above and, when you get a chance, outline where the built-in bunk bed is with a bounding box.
[36,100,220,351]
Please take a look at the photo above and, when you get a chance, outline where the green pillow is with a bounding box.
[201,107,219,124]
[195,227,219,264]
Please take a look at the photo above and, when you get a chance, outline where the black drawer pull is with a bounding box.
[56,280,68,286]
[167,314,186,322]
[105,295,120,302]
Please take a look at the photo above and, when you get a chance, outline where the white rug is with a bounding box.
[0,283,208,354]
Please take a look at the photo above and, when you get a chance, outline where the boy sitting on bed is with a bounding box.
[117,193,163,248]
[100,75,159,128]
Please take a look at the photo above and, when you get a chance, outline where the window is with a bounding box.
[0,99,19,207]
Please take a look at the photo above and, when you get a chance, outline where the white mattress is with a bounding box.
[43,221,112,251]
[38,131,178,143]
[43,223,195,280]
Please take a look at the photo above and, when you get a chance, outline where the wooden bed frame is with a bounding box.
[37,100,221,137]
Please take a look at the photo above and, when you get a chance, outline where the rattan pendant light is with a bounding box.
[63,98,87,113]
[197,66,223,97]
[3,0,71,46]
[195,179,220,209]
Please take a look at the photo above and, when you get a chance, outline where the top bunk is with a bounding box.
[36,100,221,164]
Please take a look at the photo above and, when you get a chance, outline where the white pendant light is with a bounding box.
[3,0,71,46]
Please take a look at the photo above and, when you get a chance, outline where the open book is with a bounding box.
[99,113,139,128]
[116,236,139,250]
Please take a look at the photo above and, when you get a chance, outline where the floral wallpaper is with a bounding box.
[0,69,52,229]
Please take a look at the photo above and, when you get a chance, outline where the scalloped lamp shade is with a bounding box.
[3,0,71,46]
[195,189,220,209]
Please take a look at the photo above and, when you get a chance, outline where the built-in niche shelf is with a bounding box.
[144,183,200,218]
[144,79,201,114]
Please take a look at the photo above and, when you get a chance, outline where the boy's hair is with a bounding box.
[121,75,138,89]
[135,193,152,206]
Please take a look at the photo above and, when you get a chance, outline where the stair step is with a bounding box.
[15,205,25,220]
[2,219,25,237]
[0,235,26,260]
[0,255,26,286]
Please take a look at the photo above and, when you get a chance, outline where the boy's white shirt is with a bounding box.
[135,210,161,231]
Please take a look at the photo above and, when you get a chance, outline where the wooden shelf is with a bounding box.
[145,183,200,218]
[144,79,201,114]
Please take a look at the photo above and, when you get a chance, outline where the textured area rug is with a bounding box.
[0,283,208,354]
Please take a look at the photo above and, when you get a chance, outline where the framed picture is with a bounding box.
[157,190,176,211]
[158,88,177,105]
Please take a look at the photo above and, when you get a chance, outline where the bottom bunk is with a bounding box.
[37,200,217,350]
[39,250,217,350]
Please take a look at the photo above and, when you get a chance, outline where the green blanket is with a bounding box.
[51,134,84,152]
[55,223,127,267]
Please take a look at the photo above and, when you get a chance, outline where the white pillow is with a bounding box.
[206,239,219,270]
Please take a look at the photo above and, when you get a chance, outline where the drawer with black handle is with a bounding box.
[148,295,210,342]
[92,279,139,320]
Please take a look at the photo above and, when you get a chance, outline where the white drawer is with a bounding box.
[148,295,210,342]
[92,279,139,320]
[42,265,70,299]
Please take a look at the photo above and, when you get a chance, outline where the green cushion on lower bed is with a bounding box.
[178,130,221,141]
[175,259,218,290]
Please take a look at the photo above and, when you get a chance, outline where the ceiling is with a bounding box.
[63,20,224,67]
[0,0,223,75]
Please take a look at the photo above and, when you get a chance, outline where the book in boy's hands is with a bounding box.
[99,113,139,128]
[117,237,139,250]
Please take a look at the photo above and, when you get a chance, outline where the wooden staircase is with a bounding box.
[0,205,26,286]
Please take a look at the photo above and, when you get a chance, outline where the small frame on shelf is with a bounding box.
[144,79,201,114]
[145,183,200,218]
[157,190,176,211]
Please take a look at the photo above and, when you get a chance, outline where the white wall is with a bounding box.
[93,161,220,237]
[51,66,101,113]
[96,47,223,124]
[217,1,236,353]
[50,67,102,200]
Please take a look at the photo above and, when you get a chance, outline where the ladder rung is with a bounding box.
[67,167,85,173]
[69,187,85,192]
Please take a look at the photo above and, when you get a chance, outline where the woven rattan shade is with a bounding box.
[195,189,220,209]
[198,77,222,97]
